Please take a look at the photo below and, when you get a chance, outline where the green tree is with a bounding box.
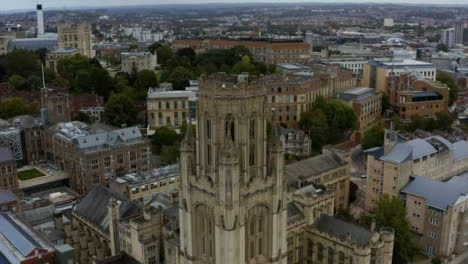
[57,54,113,97]
[381,93,390,115]
[103,94,139,127]
[435,112,454,131]
[431,257,442,264]
[0,98,38,119]
[135,69,158,93]
[160,145,180,164]
[148,42,162,55]
[164,66,194,90]
[436,43,448,52]
[403,112,453,132]
[156,45,174,66]
[300,109,329,149]
[362,125,385,150]
[8,74,27,90]
[436,71,459,106]
[151,127,181,153]
[232,55,256,74]
[57,54,90,82]
[313,46,324,52]
[176,47,196,63]
[73,112,92,123]
[374,195,418,264]
[114,76,138,100]
[312,97,357,142]
[3,49,40,78]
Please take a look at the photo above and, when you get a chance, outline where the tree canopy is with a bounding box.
[150,44,276,90]
[57,54,114,98]
[300,97,357,149]
[0,98,39,119]
[395,112,454,133]
[374,195,418,264]
[299,109,329,149]
[102,93,139,127]
[361,125,385,150]
[436,71,459,106]
[436,43,448,52]
[3,49,41,78]
[135,69,158,94]
[0,49,54,90]
[150,126,183,164]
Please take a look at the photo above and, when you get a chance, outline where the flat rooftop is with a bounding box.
[341,87,374,95]
[373,59,434,68]
[276,63,311,71]
[115,164,179,185]
[147,89,197,99]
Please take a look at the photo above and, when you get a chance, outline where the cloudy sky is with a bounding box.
[2,0,467,11]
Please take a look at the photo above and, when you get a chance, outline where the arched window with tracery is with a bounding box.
[194,204,215,262]
[246,205,270,261]
[206,116,212,166]
[249,113,256,166]
[225,114,235,142]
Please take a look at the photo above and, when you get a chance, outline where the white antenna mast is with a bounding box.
[41,63,46,89]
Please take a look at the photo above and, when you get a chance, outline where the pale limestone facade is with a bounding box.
[365,129,468,211]
[147,87,196,129]
[177,73,288,264]
[64,185,163,264]
[401,174,468,258]
[121,52,158,74]
[302,216,394,264]
[285,185,335,264]
[58,23,93,58]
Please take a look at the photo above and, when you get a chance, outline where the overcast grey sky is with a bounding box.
[2,0,467,11]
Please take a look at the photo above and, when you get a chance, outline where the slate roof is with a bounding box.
[75,126,143,150]
[453,140,468,162]
[0,147,13,163]
[337,87,377,102]
[285,151,347,185]
[364,146,384,159]
[401,173,468,211]
[0,212,54,263]
[74,185,140,234]
[0,190,17,204]
[380,136,453,164]
[287,203,304,224]
[313,215,373,247]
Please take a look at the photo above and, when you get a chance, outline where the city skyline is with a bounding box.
[2,0,468,11]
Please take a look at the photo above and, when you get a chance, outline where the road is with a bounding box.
[349,145,368,218]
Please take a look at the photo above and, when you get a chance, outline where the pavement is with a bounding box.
[449,250,468,264]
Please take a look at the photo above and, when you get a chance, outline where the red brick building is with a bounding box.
[173,39,311,64]
[388,73,450,121]
[0,212,55,263]
[0,147,18,191]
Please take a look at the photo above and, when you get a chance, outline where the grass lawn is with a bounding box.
[17,168,46,181]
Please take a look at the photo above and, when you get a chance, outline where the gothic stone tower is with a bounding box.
[178,73,288,264]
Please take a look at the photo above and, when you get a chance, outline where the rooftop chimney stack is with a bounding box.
[36,4,44,36]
